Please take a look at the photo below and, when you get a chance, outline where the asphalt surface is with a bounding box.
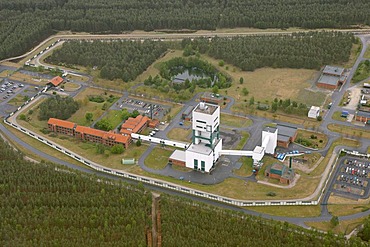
[1,33,370,229]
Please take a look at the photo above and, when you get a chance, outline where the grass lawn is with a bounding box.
[327,123,370,139]
[63,82,81,91]
[231,104,321,129]
[0,70,14,77]
[332,111,347,122]
[249,205,321,218]
[295,129,328,149]
[235,131,249,150]
[9,72,50,86]
[233,157,253,177]
[363,43,370,59]
[165,103,183,121]
[144,147,174,170]
[66,74,90,83]
[220,113,252,128]
[327,204,370,217]
[201,53,323,105]
[101,110,123,130]
[305,217,366,235]
[309,138,360,177]
[2,122,87,169]
[338,41,362,68]
[167,128,191,142]
[7,94,28,107]
[69,87,121,126]
[352,60,370,83]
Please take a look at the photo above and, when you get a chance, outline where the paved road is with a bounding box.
[2,32,370,229]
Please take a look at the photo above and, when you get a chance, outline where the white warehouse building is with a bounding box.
[185,102,223,172]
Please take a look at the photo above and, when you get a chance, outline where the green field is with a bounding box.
[101,110,124,130]
[220,113,252,128]
[352,60,370,83]
[144,147,173,170]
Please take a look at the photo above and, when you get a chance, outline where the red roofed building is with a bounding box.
[75,126,131,148]
[120,115,149,135]
[48,118,131,148]
[48,118,76,136]
[49,76,64,87]
[149,119,159,128]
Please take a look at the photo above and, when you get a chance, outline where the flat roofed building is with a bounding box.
[355,110,370,124]
[276,124,297,148]
[182,105,194,121]
[308,106,320,119]
[317,65,346,90]
[169,150,186,167]
[200,92,223,105]
[185,102,222,172]
[265,163,295,184]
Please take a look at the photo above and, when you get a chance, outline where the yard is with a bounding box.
[305,217,366,235]
[332,111,347,122]
[295,129,328,149]
[68,87,121,126]
[235,131,250,150]
[327,124,370,139]
[9,72,50,86]
[100,110,124,130]
[220,113,252,128]
[167,128,191,142]
[144,147,174,170]
[0,70,14,77]
[233,157,253,177]
[7,94,28,107]
[63,82,81,91]
[352,60,370,83]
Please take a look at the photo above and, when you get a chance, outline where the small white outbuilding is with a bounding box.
[308,106,320,119]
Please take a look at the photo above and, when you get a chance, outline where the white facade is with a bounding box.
[308,106,320,119]
[185,102,222,172]
[261,128,277,154]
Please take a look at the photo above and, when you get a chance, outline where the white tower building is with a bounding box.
[185,102,222,172]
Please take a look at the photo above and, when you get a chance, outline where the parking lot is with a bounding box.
[113,97,171,120]
[0,80,25,101]
[333,156,370,200]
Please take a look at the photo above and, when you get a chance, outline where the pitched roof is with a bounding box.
[49,76,64,87]
[75,125,130,144]
[121,115,149,134]
[48,118,75,129]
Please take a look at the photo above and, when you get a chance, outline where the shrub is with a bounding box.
[88,95,105,103]
[266,192,276,197]
[19,114,27,121]
[316,116,322,121]
[136,140,142,147]
[111,144,124,154]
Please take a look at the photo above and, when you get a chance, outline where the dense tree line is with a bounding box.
[182,32,354,71]
[0,137,369,245]
[1,0,370,61]
[38,95,79,120]
[47,40,168,81]
[160,195,367,246]
[0,139,151,246]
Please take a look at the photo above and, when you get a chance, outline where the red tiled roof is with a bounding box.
[121,115,149,134]
[75,126,130,144]
[49,76,64,87]
[48,118,75,129]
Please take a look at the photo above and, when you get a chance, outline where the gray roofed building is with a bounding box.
[317,74,340,86]
[182,105,194,120]
[317,65,346,90]
[323,65,344,76]
[276,124,298,148]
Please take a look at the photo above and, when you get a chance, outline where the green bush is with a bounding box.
[111,144,124,154]
[88,95,105,103]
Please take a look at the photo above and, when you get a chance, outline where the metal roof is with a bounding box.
[169,150,186,162]
[323,65,344,76]
[318,74,340,86]
[276,124,297,138]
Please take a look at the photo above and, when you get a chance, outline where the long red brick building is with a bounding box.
[48,118,131,148]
